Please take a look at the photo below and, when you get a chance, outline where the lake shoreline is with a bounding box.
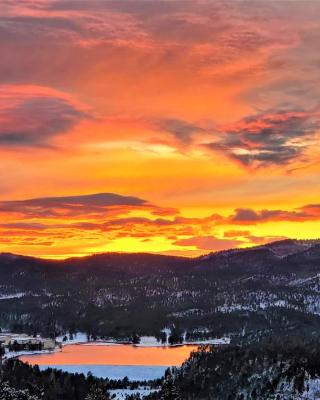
[55,332,231,348]
[17,342,200,380]
[2,332,230,369]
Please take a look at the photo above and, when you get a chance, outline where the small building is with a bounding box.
[0,332,56,352]
[0,335,12,346]
[42,338,55,350]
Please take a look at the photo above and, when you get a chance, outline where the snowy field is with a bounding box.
[56,332,230,347]
[5,348,59,361]
[56,332,88,345]
[38,365,168,380]
[135,335,230,347]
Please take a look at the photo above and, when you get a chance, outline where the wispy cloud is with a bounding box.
[205,109,320,167]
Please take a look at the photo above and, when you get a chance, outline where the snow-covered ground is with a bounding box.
[184,336,230,345]
[300,377,320,399]
[136,336,161,347]
[4,348,60,361]
[272,377,320,399]
[56,332,88,345]
[56,333,231,347]
[0,292,26,300]
[108,387,159,399]
[38,365,168,380]
[136,335,230,346]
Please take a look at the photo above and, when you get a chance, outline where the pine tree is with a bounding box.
[0,382,41,400]
[160,376,181,400]
[85,385,109,400]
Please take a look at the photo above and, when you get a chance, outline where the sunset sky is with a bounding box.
[1,0,320,258]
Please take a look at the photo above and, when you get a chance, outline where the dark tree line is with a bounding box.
[0,359,162,400]
[147,337,320,399]
[0,359,110,400]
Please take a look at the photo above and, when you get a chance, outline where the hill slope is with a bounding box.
[0,239,320,341]
[148,339,320,400]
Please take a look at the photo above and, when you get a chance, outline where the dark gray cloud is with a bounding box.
[19,193,145,207]
[0,193,147,217]
[230,209,262,223]
[229,206,315,224]
[0,87,86,147]
[206,109,320,167]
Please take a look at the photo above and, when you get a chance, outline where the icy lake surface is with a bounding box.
[19,343,198,380]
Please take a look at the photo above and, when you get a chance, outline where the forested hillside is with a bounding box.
[0,359,159,400]
[3,339,320,400]
[149,339,320,399]
[0,359,109,400]
[1,239,320,342]
[2,240,320,399]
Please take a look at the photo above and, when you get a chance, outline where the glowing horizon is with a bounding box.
[0,1,320,258]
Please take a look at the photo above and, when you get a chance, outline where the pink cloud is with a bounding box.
[174,236,244,251]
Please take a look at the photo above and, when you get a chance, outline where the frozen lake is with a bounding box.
[39,365,167,380]
[19,343,198,380]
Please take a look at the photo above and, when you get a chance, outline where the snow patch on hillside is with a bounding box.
[108,388,159,399]
[55,331,230,348]
[4,348,59,361]
[137,336,160,347]
[56,332,88,345]
[273,377,320,399]
[0,292,26,300]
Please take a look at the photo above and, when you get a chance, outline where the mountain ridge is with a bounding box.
[1,238,320,342]
[2,238,320,265]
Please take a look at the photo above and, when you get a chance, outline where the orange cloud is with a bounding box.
[0,192,319,258]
